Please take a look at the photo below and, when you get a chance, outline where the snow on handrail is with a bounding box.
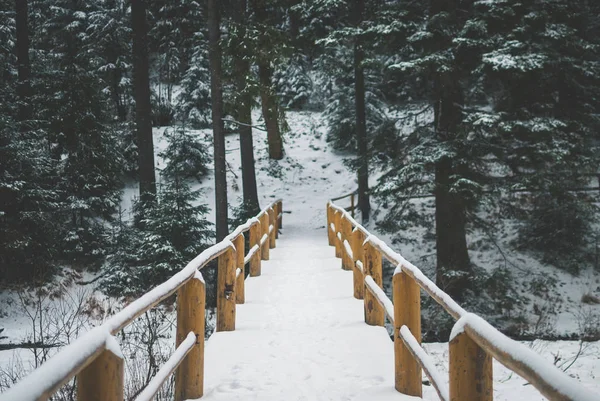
[328,201,466,320]
[453,314,596,401]
[343,240,353,260]
[364,275,394,324]
[2,199,283,401]
[355,260,364,273]
[329,200,596,401]
[106,239,234,334]
[227,217,259,242]
[135,332,196,401]
[260,233,269,246]
[244,244,260,266]
[0,326,111,400]
[399,326,449,401]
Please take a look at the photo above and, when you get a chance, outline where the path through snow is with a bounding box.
[200,225,424,401]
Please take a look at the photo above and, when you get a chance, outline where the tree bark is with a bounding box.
[15,0,31,126]
[252,0,284,160]
[234,0,260,214]
[208,0,229,241]
[353,0,370,222]
[258,63,284,160]
[131,0,156,202]
[433,74,471,300]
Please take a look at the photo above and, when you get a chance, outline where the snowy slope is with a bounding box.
[1,110,599,399]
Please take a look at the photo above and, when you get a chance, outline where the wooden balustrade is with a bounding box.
[175,275,206,401]
[326,200,594,401]
[2,200,283,401]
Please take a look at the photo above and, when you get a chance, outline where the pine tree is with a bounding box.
[159,126,211,182]
[42,0,123,264]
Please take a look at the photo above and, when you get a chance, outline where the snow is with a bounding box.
[453,313,596,401]
[343,240,353,260]
[196,231,425,401]
[244,244,260,266]
[3,110,600,399]
[399,326,448,401]
[135,331,196,401]
[106,239,235,334]
[0,326,110,401]
[364,275,395,323]
[105,335,124,359]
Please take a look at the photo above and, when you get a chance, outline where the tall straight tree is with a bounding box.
[15,0,31,126]
[429,0,471,298]
[353,0,370,222]
[131,0,156,202]
[208,0,228,241]
[252,0,284,160]
[233,0,260,214]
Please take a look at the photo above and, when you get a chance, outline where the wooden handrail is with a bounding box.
[1,199,283,401]
[326,200,595,401]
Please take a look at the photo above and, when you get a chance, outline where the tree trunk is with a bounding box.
[131,0,156,202]
[353,0,370,222]
[15,0,31,126]
[433,74,471,300]
[208,0,229,241]
[258,63,284,160]
[252,0,284,160]
[234,0,260,214]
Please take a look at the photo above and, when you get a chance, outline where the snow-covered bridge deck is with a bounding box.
[202,229,420,401]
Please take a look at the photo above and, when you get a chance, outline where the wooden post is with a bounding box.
[234,234,245,304]
[278,200,283,229]
[268,208,276,249]
[449,332,493,401]
[351,228,365,300]
[340,216,353,271]
[333,211,342,258]
[327,204,335,246]
[363,241,384,326]
[393,270,422,397]
[260,213,270,260]
[77,343,124,401]
[350,194,355,218]
[274,202,280,239]
[217,246,236,331]
[249,221,261,276]
[175,274,205,401]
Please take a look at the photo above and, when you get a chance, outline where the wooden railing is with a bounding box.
[0,200,283,401]
[327,201,595,401]
[330,189,358,218]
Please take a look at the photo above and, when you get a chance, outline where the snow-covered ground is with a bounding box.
[1,110,600,398]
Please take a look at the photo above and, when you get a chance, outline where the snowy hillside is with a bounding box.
[1,110,599,398]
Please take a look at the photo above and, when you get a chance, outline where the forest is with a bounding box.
[1,0,600,392]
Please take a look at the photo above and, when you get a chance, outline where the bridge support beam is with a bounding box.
[341,216,353,271]
[268,207,276,249]
[175,275,205,401]
[234,234,245,304]
[393,270,422,397]
[260,213,270,261]
[363,242,384,326]
[333,211,342,258]
[351,228,365,300]
[217,246,236,331]
[327,204,335,246]
[77,341,124,401]
[449,331,493,401]
[249,221,261,276]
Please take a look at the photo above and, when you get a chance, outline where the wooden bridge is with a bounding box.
[0,200,596,401]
